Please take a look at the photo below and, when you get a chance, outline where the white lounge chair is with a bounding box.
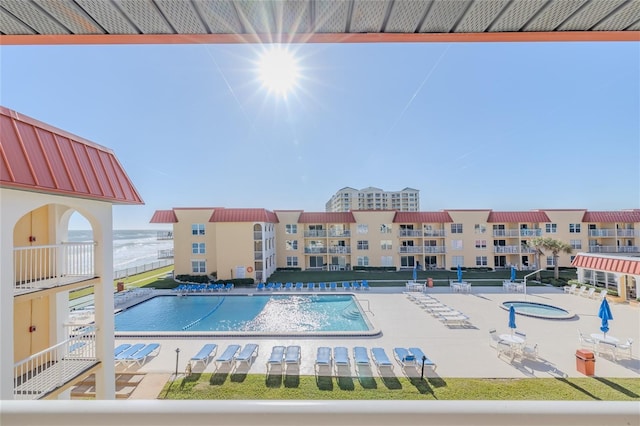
[582,288,595,298]
[314,347,332,376]
[353,346,371,370]
[393,347,417,368]
[563,283,577,294]
[594,289,607,300]
[122,343,160,367]
[408,347,437,371]
[235,344,259,367]
[190,343,217,367]
[333,346,350,373]
[371,347,394,372]
[115,343,145,365]
[284,345,301,366]
[576,286,588,297]
[266,345,286,373]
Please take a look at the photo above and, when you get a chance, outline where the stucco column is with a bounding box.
[92,213,115,399]
[0,219,15,399]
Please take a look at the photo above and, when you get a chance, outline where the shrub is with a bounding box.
[352,266,396,272]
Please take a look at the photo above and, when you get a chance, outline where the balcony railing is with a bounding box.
[14,243,96,295]
[423,230,446,237]
[304,247,327,253]
[588,229,616,237]
[493,245,535,254]
[329,246,351,254]
[156,231,173,240]
[329,230,351,237]
[304,230,327,237]
[253,232,262,240]
[254,252,263,260]
[616,229,638,237]
[492,229,542,237]
[158,249,174,259]
[399,246,422,253]
[399,230,422,237]
[14,325,97,400]
[423,246,446,253]
[589,246,640,253]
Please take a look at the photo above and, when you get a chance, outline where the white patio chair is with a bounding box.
[616,339,633,359]
[597,340,617,361]
[577,329,596,350]
[581,288,595,298]
[521,343,539,359]
[563,284,577,294]
[489,329,500,348]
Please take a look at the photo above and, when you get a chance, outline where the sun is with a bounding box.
[257,46,300,96]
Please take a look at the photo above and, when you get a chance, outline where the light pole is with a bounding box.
[175,348,180,377]
[421,355,427,379]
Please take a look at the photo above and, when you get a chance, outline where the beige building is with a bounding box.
[151,206,640,283]
[325,187,420,212]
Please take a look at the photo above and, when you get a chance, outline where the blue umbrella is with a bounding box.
[412,265,417,282]
[510,266,516,282]
[598,297,613,338]
[457,264,462,283]
[508,304,517,334]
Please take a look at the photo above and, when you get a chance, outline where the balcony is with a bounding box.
[493,245,535,254]
[329,230,351,237]
[329,246,351,254]
[304,230,327,238]
[423,229,446,237]
[14,325,97,400]
[589,245,640,253]
[253,231,262,240]
[399,230,422,237]
[399,246,422,254]
[520,229,542,237]
[156,231,173,240]
[616,229,638,237]
[254,252,263,260]
[588,229,616,237]
[158,249,174,259]
[423,246,446,254]
[492,229,542,237]
[304,247,327,254]
[14,243,96,295]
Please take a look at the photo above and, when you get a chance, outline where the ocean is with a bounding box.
[68,229,173,272]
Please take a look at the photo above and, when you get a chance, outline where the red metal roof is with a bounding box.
[582,211,640,223]
[150,210,178,223]
[572,254,640,275]
[487,211,551,223]
[393,212,453,223]
[209,208,278,223]
[298,212,356,223]
[0,106,143,204]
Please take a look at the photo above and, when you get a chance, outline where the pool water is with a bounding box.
[502,301,575,320]
[115,294,371,333]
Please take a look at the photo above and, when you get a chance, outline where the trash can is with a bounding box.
[575,349,595,376]
[117,282,125,292]
[427,278,433,288]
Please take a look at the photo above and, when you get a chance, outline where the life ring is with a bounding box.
[247,266,254,273]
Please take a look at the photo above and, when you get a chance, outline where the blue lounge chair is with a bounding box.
[284,282,293,290]
[393,347,417,368]
[266,345,286,373]
[352,282,361,290]
[329,282,338,291]
[308,282,316,291]
[408,347,437,371]
[266,282,275,290]
[235,343,259,367]
[333,346,350,371]
[190,343,217,367]
[314,347,332,375]
[341,282,351,290]
[257,282,265,291]
[215,344,241,367]
[224,283,234,291]
[371,347,394,371]
[353,346,371,368]
[285,345,301,365]
[361,280,370,290]
[115,343,145,364]
[114,343,131,357]
[274,282,283,291]
[318,282,327,291]
[295,282,303,290]
[122,343,160,367]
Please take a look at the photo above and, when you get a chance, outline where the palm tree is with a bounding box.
[528,237,546,281]
[528,237,573,280]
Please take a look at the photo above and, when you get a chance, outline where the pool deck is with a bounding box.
[113,285,639,397]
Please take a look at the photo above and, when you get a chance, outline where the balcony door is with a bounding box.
[14,296,50,362]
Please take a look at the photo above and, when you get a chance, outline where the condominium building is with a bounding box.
[0,107,143,400]
[325,187,420,212]
[150,206,640,289]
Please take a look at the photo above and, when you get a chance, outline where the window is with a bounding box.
[569,223,581,233]
[191,260,206,273]
[286,240,298,250]
[309,256,324,268]
[451,223,463,234]
[476,256,488,266]
[570,239,582,249]
[381,240,392,250]
[451,240,463,250]
[381,256,393,266]
[452,256,464,267]
[545,223,557,233]
[475,240,487,249]
[380,224,392,233]
[400,256,415,267]
[357,256,369,266]
[191,243,205,254]
[546,256,555,266]
[191,224,205,235]
[474,224,486,234]
[286,256,298,267]
[357,240,369,250]
[357,224,368,234]
[285,224,297,234]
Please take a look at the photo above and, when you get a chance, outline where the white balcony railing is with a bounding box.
[492,229,542,237]
[399,230,422,237]
[329,230,351,237]
[158,249,174,259]
[423,229,446,237]
[588,229,616,237]
[329,246,351,254]
[14,325,97,400]
[156,231,173,240]
[423,246,446,253]
[493,245,535,254]
[13,243,96,295]
[616,229,638,237]
[399,246,422,253]
[589,245,640,253]
[304,230,327,237]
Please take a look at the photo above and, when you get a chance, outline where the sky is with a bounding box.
[1,41,638,230]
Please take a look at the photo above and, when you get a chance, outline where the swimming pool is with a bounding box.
[502,301,575,320]
[115,294,378,336]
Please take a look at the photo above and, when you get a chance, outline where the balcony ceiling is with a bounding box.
[1,0,638,45]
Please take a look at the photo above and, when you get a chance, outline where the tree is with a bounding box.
[528,237,573,280]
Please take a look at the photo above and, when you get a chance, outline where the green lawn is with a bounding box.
[69,265,175,300]
[160,373,639,401]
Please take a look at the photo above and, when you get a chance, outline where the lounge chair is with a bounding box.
[285,345,301,365]
[115,343,146,364]
[582,288,595,298]
[352,282,361,290]
[318,282,327,291]
[235,343,259,367]
[114,343,132,357]
[563,283,577,294]
[266,346,286,373]
[361,280,370,290]
[224,283,234,291]
[284,282,293,290]
[121,343,160,367]
[353,346,371,367]
[575,286,587,296]
[439,314,471,327]
[265,282,275,291]
[256,282,265,291]
[190,343,218,367]
[593,289,607,300]
[215,344,241,367]
[371,347,394,371]
[342,282,351,290]
[333,346,350,372]
[314,347,332,375]
[393,347,417,368]
[295,282,303,290]
[329,282,338,291]
[308,282,316,291]
[408,347,437,371]
[274,282,283,291]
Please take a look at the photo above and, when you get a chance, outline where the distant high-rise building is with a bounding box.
[325,187,420,212]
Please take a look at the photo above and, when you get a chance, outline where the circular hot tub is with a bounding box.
[501,301,575,320]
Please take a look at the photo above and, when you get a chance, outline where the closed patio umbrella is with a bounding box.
[412,265,417,282]
[457,264,462,283]
[598,297,613,338]
[510,266,517,282]
[508,304,517,335]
